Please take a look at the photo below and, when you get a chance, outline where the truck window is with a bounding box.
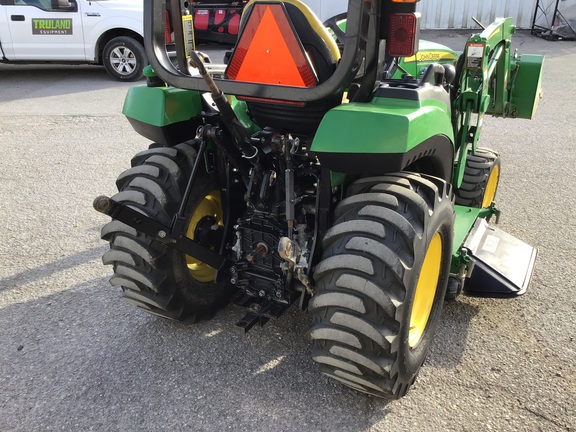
[12,0,77,12]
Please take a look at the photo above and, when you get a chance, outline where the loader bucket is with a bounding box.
[509,54,544,119]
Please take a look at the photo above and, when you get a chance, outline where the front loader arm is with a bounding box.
[452,17,544,188]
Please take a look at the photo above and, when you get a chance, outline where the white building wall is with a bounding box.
[417,0,538,30]
[301,0,348,23]
[302,0,539,30]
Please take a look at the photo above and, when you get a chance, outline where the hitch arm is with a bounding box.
[93,195,227,271]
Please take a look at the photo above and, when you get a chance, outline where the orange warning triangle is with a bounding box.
[227,4,316,87]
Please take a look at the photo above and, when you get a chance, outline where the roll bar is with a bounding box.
[144,0,375,102]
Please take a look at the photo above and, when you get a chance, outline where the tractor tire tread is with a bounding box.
[455,148,500,207]
[310,172,454,398]
[100,142,231,321]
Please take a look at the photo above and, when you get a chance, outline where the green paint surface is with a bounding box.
[311,97,453,154]
[123,86,202,126]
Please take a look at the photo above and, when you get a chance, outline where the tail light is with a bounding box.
[387,12,420,57]
[165,10,172,44]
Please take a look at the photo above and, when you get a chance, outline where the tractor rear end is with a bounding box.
[94,0,543,399]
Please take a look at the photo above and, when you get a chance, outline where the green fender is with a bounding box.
[311,92,455,181]
[122,85,204,145]
[122,85,260,145]
[123,85,203,127]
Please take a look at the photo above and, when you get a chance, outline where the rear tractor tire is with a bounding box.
[309,173,454,398]
[454,148,501,208]
[100,143,233,321]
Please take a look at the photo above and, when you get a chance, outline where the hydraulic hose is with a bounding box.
[189,51,260,166]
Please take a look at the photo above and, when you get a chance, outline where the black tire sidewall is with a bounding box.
[309,174,456,397]
[103,36,147,82]
[455,148,501,208]
[396,199,454,380]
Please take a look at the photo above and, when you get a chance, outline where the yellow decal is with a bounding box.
[182,14,196,58]
[402,51,456,64]
[489,28,501,40]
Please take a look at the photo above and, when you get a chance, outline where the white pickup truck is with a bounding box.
[0,0,146,80]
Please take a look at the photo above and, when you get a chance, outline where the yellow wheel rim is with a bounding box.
[482,165,500,208]
[409,232,443,348]
[185,190,223,283]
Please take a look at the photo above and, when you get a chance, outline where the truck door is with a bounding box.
[1,0,85,60]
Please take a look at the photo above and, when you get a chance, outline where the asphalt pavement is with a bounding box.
[0,31,575,431]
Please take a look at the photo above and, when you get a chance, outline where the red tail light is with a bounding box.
[387,13,420,57]
[164,10,172,44]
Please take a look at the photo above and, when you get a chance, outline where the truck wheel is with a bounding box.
[100,143,233,321]
[102,36,147,81]
[309,173,454,398]
[454,148,500,208]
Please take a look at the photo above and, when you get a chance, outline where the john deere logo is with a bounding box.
[32,19,73,35]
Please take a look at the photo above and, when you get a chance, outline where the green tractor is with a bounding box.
[94,0,543,398]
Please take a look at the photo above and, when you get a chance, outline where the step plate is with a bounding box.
[463,219,537,298]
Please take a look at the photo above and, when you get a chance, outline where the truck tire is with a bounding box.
[454,148,500,208]
[102,36,147,81]
[309,173,454,398]
[100,143,233,321]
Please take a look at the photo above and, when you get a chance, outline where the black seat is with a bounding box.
[227,0,342,135]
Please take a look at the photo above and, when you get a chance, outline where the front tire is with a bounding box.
[309,173,454,398]
[100,143,233,321]
[454,148,500,208]
[102,36,147,82]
